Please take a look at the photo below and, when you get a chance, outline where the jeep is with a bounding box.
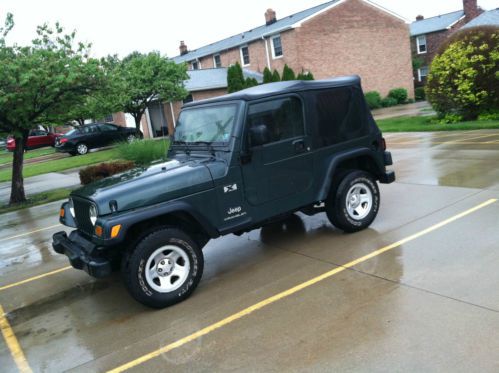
[53,75,395,308]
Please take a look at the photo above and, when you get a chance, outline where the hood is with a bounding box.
[72,158,215,215]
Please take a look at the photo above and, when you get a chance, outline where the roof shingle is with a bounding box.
[410,10,464,36]
[462,8,499,29]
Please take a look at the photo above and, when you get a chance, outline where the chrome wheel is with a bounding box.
[345,183,372,220]
[77,143,88,155]
[127,134,136,143]
[145,245,190,293]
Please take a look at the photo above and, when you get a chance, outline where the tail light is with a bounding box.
[7,138,14,144]
[59,138,68,144]
[381,137,387,151]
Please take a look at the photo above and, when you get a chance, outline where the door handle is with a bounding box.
[293,139,306,153]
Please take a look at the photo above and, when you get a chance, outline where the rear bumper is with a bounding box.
[52,231,111,278]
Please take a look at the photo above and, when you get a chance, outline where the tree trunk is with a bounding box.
[9,130,29,205]
[77,118,85,126]
[134,113,142,134]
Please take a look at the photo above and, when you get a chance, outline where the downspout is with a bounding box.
[169,102,176,128]
[262,36,271,69]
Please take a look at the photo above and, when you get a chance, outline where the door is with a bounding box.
[28,129,50,148]
[97,123,120,146]
[241,96,314,216]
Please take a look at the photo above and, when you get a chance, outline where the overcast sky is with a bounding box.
[1,0,497,58]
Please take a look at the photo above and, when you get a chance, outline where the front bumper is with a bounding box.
[52,231,112,278]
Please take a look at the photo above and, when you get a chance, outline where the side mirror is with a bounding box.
[249,124,270,147]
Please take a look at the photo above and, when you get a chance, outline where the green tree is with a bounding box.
[281,64,296,81]
[271,69,281,82]
[227,62,245,93]
[426,26,499,121]
[245,77,259,88]
[0,15,105,204]
[263,67,273,83]
[297,70,315,81]
[116,51,189,131]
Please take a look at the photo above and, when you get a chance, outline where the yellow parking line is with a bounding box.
[0,224,62,243]
[0,266,71,292]
[107,198,497,373]
[0,304,33,373]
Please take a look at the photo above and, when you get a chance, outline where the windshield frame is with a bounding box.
[172,101,242,148]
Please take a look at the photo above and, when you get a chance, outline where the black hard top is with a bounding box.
[183,75,362,107]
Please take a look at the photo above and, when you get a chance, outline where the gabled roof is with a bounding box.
[185,68,263,92]
[173,0,340,64]
[173,0,406,64]
[462,8,499,29]
[410,10,464,36]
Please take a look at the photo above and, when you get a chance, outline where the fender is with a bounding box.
[96,200,220,244]
[317,147,384,201]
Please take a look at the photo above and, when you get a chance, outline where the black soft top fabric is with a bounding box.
[183,75,362,107]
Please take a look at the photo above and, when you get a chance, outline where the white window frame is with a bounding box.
[270,34,283,59]
[213,54,222,68]
[240,45,250,67]
[191,60,201,70]
[416,35,427,54]
[418,66,429,82]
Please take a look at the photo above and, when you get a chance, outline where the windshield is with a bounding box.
[174,104,237,144]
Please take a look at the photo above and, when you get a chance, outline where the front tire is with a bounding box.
[122,227,204,308]
[325,170,379,233]
[76,142,88,155]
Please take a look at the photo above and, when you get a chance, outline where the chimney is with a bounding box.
[416,15,424,21]
[265,9,277,25]
[463,0,479,21]
[179,41,188,56]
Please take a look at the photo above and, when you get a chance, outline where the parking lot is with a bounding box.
[1,130,499,372]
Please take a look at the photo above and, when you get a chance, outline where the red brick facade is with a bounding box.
[184,0,414,98]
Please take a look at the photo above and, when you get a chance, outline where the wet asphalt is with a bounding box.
[1,130,499,372]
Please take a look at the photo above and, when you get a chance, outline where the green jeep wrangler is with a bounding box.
[53,76,394,308]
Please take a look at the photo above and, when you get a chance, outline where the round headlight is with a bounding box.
[89,204,98,225]
[68,198,75,218]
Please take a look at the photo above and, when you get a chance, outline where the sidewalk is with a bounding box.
[372,101,434,120]
[0,171,80,204]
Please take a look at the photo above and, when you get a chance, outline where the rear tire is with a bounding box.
[122,227,204,308]
[325,170,379,233]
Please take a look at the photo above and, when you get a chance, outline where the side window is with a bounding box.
[99,124,118,132]
[247,97,304,144]
[82,125,98,134]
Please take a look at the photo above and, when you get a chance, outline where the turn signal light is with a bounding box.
[59,208,65,217]
[111,224,121,239]
[95,225,103,237]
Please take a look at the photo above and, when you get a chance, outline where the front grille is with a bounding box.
[72,197,95,235]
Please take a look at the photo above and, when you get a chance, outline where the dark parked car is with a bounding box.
[55,123,141,155]
[6,129,62,151]
[53,76,394,308]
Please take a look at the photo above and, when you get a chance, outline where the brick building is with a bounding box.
[174,0,413,100]
[410,0,482,87]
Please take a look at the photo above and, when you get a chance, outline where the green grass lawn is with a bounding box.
[0,148,121,182]
[0,147,56,165]
[0,187,73,214]
[376,116,499,132]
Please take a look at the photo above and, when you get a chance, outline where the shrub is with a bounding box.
[79,161,135,185]
[227,62,245,93]
[271,69,281,82]
[244,77,258,88]
[364,91,382,109]
[297,71,315,81]
[117,139,169,165]
[381,97,398,107]
[388,88,408,104]
[281,64,296,81]
[426,26,499,120]
[415,87,426,101]
[263,67,273,83]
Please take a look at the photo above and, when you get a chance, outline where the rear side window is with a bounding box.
[315,87,366,146]
[247,97,304,143]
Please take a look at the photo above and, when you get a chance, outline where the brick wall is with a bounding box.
[291,0,414,97]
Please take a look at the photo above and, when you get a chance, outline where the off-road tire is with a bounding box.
[122,227,204,308]
[326,170,379,233]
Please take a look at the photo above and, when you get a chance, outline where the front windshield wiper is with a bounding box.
[172,140,191,155]
[191,141,216,155]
